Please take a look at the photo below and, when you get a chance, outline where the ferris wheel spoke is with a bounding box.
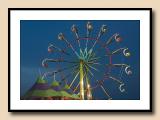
[105,33,122,46]
[87,56,101,62]
[73,83,80,93]
[52,64,78,75]
[48,43,70,55]
[56,52,72,85]
[42,58,79,68]
[100,85,112,100]
[105,34,116,46]
[86,21,93,49]
[106,63,130,68]
[85,63,99,72]
[58,33,80,57]
[87,62,101,65]
[106,64,132,75]
[61,73,71,82]
[61,65,78,72]
[71,24,81,48]
[42,65,77,78]
[105,48,131,57]
[106,65,126,93]
[60,64,79,85]
[108,76,123,84]
[92,25,107,48]
[69,71,80,88]
[84,65,94,76]
[96,80,111,100]
[64,38,80,58]
[47,65,79,85]
[93,40,111,56]
[88,25,108,54]
[90,85,99,90]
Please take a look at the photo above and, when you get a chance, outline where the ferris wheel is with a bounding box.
[41,21,132,100]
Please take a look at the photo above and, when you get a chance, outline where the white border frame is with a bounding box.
[9,9,151,111]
